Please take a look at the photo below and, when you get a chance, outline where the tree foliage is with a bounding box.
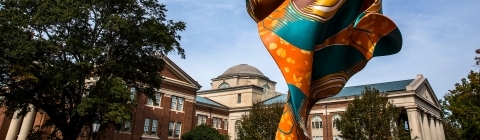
[181,124,230,140]
[237,101,284,140]
[334,87,412,140]
[0,0,185,139]
[442,70,480,139]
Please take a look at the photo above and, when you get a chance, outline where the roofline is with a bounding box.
[213,74,273,82]
[196,102,229,111]
[198,85,265,94]
[346,79,415,89]
[162,56,202,89]
[196,96,229,108]
[261,94,287,104]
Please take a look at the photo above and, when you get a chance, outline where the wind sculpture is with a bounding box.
[245,0,402,139]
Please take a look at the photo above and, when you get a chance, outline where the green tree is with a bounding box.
[442,70,480,139]
[0,0,185,139]
[439,98,462,140]
[238,101,284,140]
[182,124,230,140]
[334,87,412,140]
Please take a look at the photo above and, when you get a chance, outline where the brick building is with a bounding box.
[0,62,446,140]
[0,57,206,140]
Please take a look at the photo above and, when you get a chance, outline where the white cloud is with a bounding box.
[165,0,480,99]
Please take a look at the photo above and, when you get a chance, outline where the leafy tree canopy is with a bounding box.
[0,0,185,139]
[442,70,480,139]
[237,101,284,140]
[334,87,412,140]
[181,124,229,140]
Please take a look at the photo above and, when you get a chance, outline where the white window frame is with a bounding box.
[114,120,131,133]
[212,117,222,129]
[146,92,162,108]
[198,115,207,125]
[124,121,131,133]
[224,119,228,130]
[171,96,184,111]
[143,118,159,136]
[169,121,182,138]
[213,117,218,128]
[311,115,322,129]
[130,87,136,100]
[333,114,341,129]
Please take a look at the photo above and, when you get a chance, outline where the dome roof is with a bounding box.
[217,64,267,79]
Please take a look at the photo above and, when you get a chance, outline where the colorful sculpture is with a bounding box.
[245,0,402,139]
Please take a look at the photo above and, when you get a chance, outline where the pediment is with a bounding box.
[415,80,440,108]
[161,57,201,90]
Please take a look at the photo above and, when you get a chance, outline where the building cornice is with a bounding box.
[162,77,198,90]
[198,85,264,94]
[196,102,229,112]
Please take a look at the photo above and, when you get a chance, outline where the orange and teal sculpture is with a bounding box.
[245,0,402,139]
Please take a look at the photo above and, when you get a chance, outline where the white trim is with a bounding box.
[195,111,228,119]
[157,88,195,102]
[163,58,200,89]
[163,77,198,89]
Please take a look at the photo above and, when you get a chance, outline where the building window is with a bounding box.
[235,120,241,140]
[224,119,228,130]
[171,96,184,111]
[198,115,207,125]
[237,94,241,103]
[213,117,218,128]
[124,121,131,132]
[311,115,322,129]
[147,93,162,107]
[130,87,136,100]
[213,117,222,128]
[262,83,270,89]
[218,82,230,88]
[333,114,341,129]
[144,118,150,134]
[115,121,131,133]
[143,118,158,136]
[169,122,182,138]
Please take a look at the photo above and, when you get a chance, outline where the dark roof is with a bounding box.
[332,79,414,97]
[263,94,288,105]
[217,64,269,80]
[262,79,414,104]
[196,96,226,107]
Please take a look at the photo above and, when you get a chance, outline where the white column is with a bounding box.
[438,120,445,140]
[429,117,437,140]
[407,108,423,140]
[5,110,24,140]
[422,113,431,140]
[17,105,36,140]
[435,119,443,140]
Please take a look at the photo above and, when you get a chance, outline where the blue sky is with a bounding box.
[163,0,480,99]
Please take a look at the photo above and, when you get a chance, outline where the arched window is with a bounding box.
[262,83,270,89]
[332,114,341,129]
[235,120,241,140]
[311,115,322,129]
[218,82,230,89]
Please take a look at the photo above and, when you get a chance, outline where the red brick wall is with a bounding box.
[307,102,350,140]
[194,105,229,135]
[100,83,197,140]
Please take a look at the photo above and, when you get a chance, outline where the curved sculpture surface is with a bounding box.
[245,0,403,139]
